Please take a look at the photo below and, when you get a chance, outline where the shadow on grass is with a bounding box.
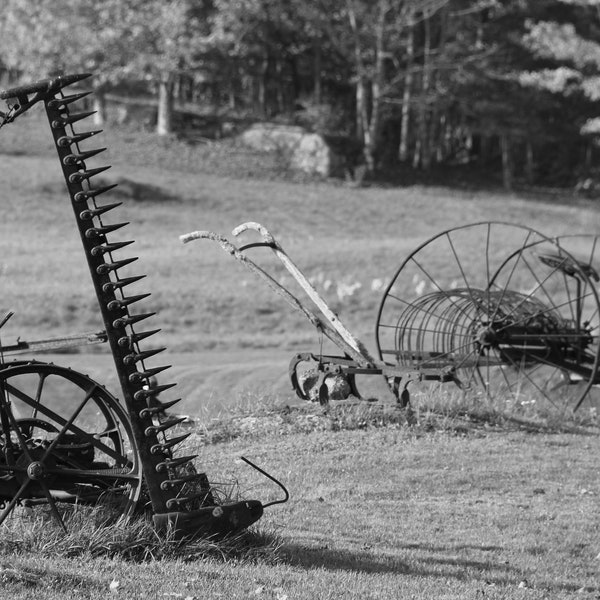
[279,542,591,593]
[0,561,100,592]
[39,175,181,203]
[280,542,412,574]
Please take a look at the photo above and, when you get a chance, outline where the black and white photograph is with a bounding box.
[0,1,598,598]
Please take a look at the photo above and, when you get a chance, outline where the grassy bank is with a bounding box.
[0,418,598,599]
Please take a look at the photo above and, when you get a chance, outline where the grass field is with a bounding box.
[0,423,599,599]
[0,110,599,599]
[0,112,598,355]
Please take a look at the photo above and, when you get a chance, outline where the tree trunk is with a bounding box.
[348,0,389,172]
[415,9,432,170]
[525,141,534,184]
[364,0,389,172]
[429,5,448,167]
[157,75,174,136]
[314,42,322,104]
[275,59,284,114]
[92,92,107,127]
[435,114,446,163]
[227,61,238,110]
[259,50,270,116]
[412,138,421,169]
[501,133,513,190]
[357,79,373,169]
[347,0,366,143]
[585,142,592,169]
[399,21,414,163]
[362,80,375,172]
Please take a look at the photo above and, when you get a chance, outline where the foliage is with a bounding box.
[2,0,600,185]
[0,0,145,88]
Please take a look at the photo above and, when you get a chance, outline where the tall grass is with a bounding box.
[0,505,281,564]
[190,383,600,450]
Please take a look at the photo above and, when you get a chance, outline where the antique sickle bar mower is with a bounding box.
[0,74,287,536]
[182,221,599,414]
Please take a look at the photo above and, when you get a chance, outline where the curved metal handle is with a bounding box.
[240,456,289,509]
[180,223,375,366]
[232,221,277,246]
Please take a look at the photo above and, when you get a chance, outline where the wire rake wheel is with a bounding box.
[550,233,600,409]
[0,362,142,530]
[375,222,600,415]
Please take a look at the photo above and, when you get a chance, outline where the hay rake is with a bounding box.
[0,74,286,536]
[183,221,599,415]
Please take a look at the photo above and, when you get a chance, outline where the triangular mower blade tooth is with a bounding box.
[96,256,138,274]
[155,455,197,471]
[85,222,128,238]
[57,130,102,147]
[107,293,151,311]
[112,312,155,329]
[129,365,171,383]
[139,397,182,418]
[145,418,188,436]
[123,347,166,365]
[51,110,96,128]
[151,433,191,454]
[91,240,134,256]
[74,184,117,202]
[68,165,111,183]
[63,147,107,166]
[48,91,92,108]
[102,275,146,292]
[134,382,177,401]
[81,202,122,221]
[117,329,161,347]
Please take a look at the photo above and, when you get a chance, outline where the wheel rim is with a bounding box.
[551,234,600,411]
[375,222,600,415]
[0,362,142,529]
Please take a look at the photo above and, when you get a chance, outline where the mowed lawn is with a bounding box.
[0,426,599,599]
[0,116,599,599]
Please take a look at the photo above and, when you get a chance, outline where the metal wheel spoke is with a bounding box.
[38,480,67,531]
[410,256,475,323]
[376,223,600,414]
[45,467,139,482]
[31,372,47,420]
[0,363,142,530]
[0,479,32,527]
[41,384,97,462]
[3,381,130,465]
[487,229,536,326]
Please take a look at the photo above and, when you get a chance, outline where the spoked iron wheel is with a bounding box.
[0,362,142,529]
[375,222,600,415]
[550,233,600,410]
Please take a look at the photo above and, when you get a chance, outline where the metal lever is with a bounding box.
[240,456,290,508]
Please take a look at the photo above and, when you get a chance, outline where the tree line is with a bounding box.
[1,0,599,189]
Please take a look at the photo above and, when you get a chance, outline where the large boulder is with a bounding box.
[240,123,343,177]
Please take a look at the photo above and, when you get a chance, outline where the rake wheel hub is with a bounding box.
[475,325,499,350]
[15,447,56,486]
[26,461,46,481]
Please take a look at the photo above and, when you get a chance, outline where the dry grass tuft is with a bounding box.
[0,504,281,563]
